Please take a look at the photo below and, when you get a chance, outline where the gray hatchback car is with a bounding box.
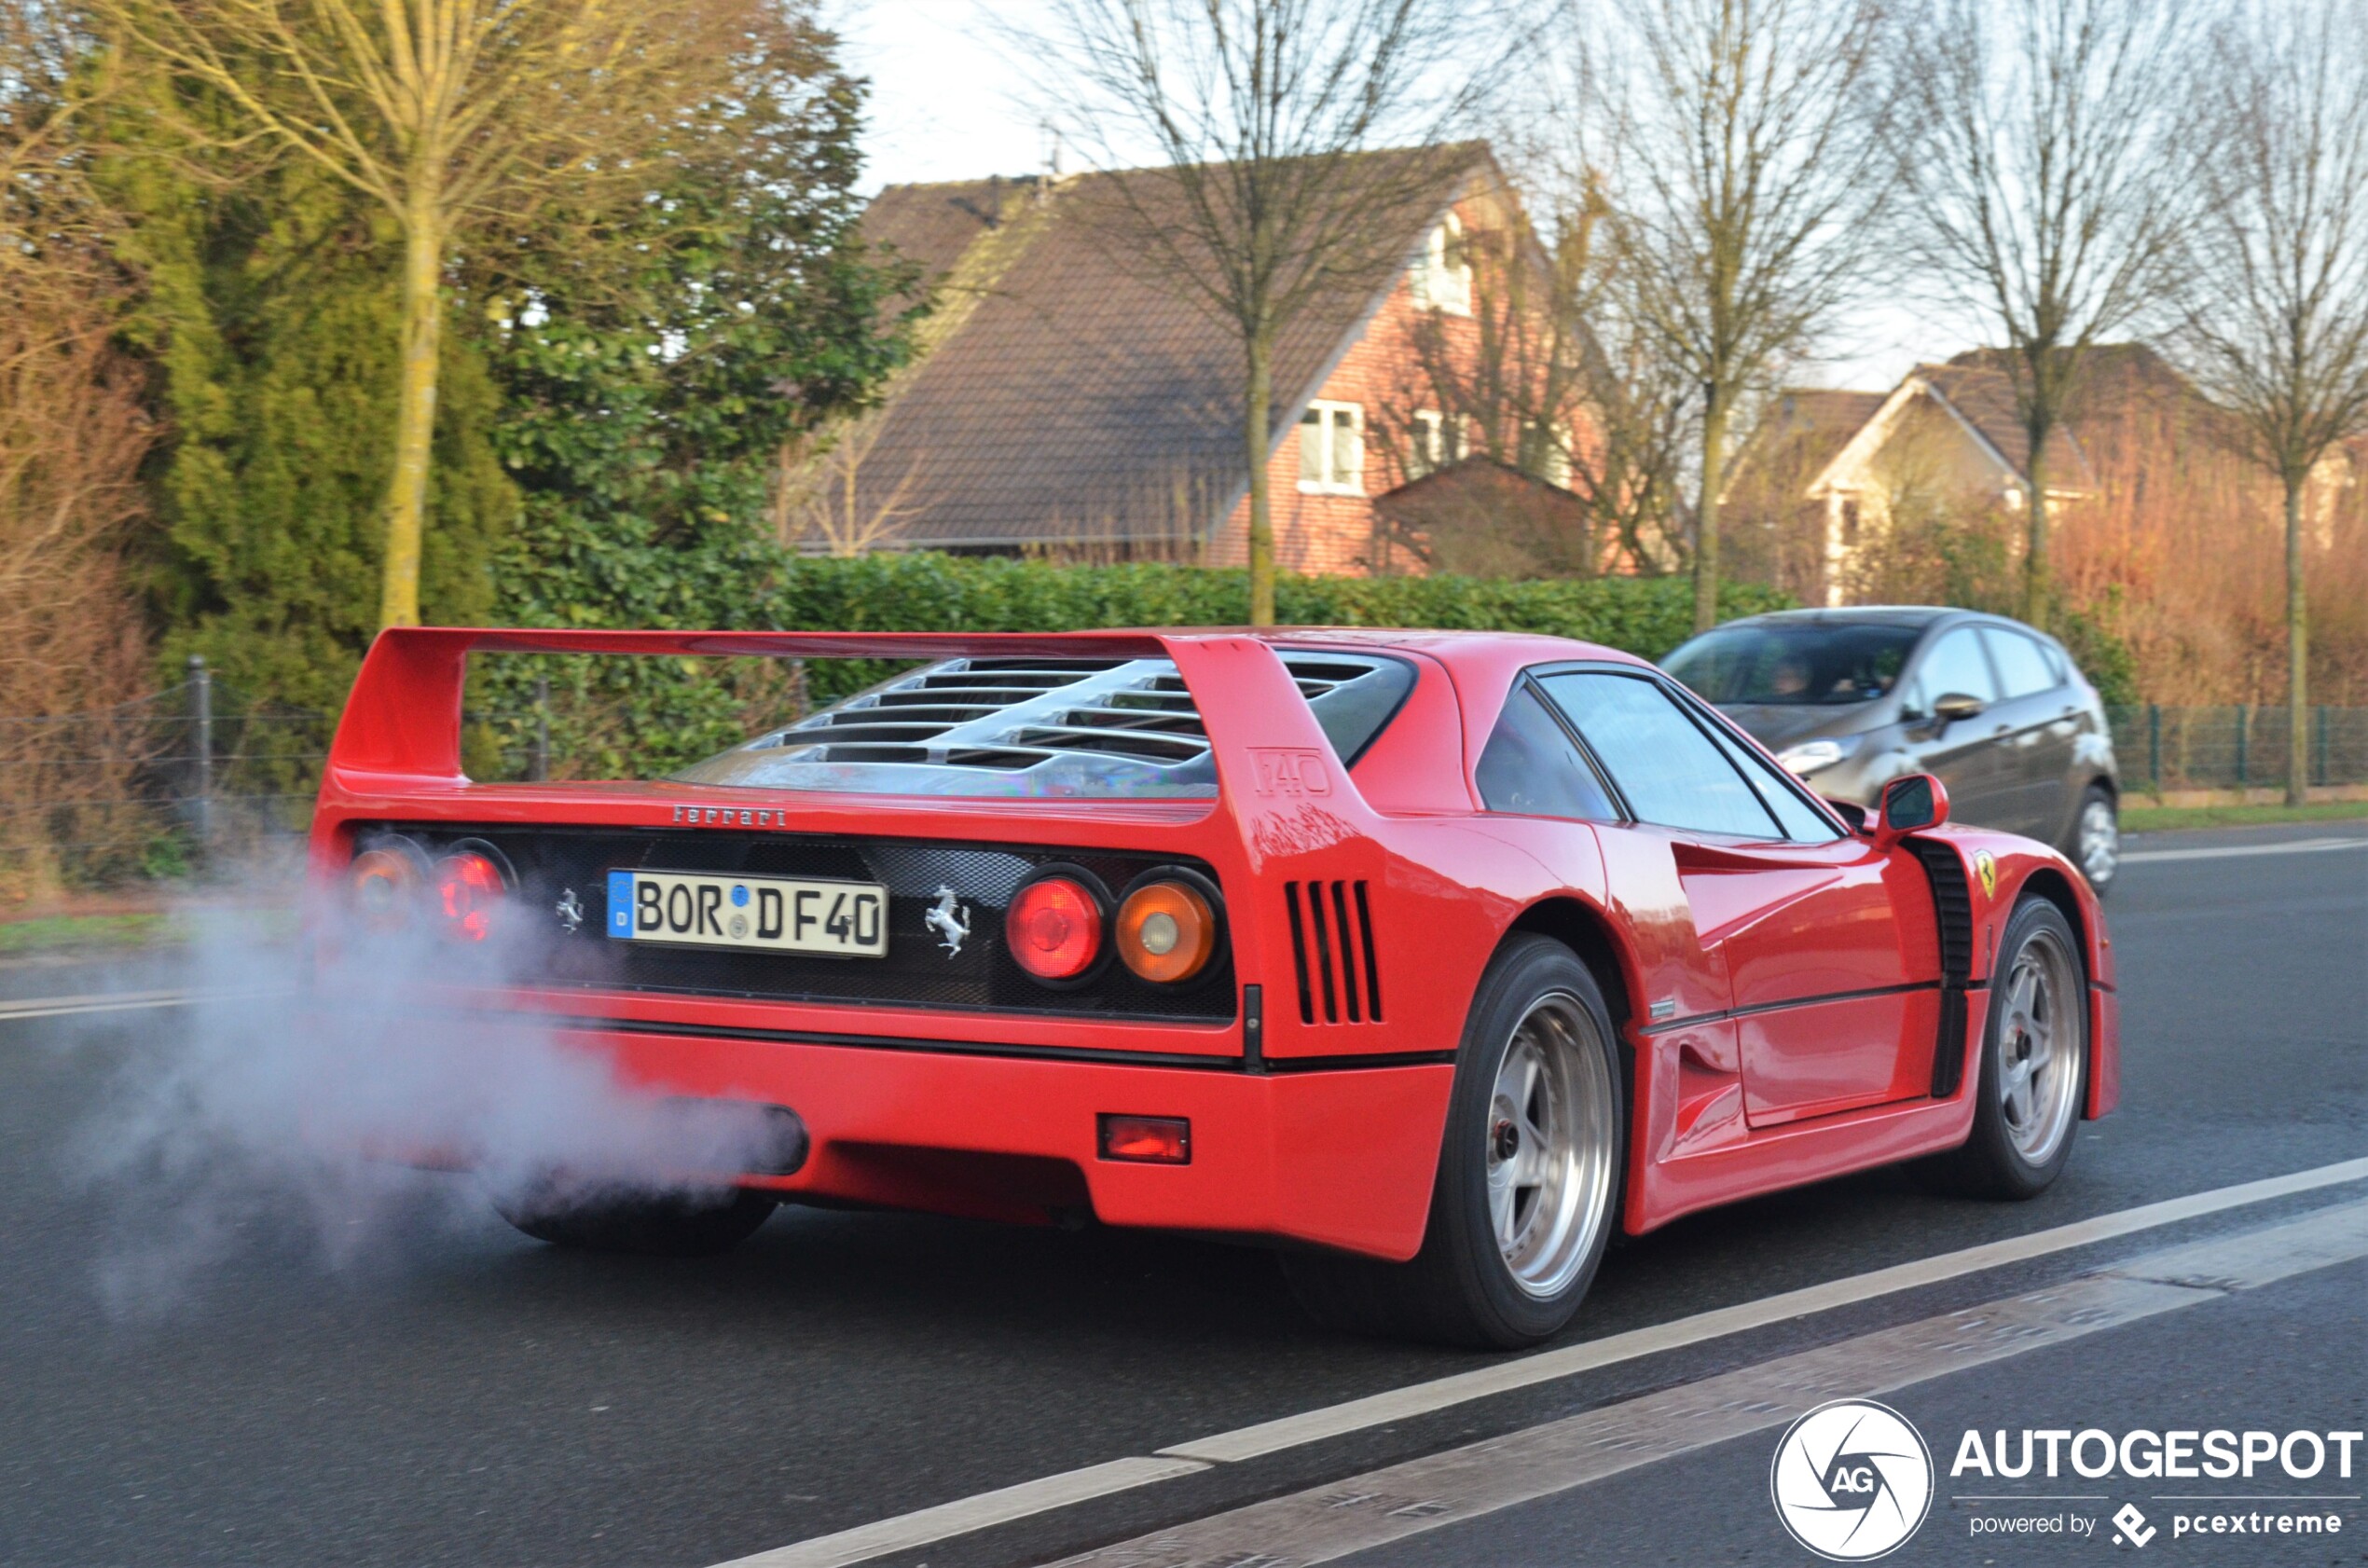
[1663,607,2122,889]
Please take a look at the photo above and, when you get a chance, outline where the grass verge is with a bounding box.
[2122,798,2368,833]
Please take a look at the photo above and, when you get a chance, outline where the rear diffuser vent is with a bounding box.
[1284,879,1382,1025]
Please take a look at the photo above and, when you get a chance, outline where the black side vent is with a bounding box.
[1283,879,1383,1025]
[1907,837,1976,1097]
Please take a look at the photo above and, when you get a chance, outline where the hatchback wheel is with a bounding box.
[2066,784,2118,893]
[1283,937,1623,1348]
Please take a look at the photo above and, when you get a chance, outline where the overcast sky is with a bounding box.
[833,0,1954,391]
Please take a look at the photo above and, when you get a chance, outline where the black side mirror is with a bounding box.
[1874,772,1950,847]
[1933,692,1987,724]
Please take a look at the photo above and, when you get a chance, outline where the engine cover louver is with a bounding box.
[1284,879,1383,1025]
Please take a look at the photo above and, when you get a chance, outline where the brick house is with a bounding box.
[830,146,1586,575]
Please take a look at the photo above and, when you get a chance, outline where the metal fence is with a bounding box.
[2107,706,2368,793]
[4,676,2362,880]
[0,657,547,879]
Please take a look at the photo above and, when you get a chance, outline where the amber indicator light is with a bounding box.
[1097,1114,1190,1164]
[1116,879,1217,983]
[349,846,421,931]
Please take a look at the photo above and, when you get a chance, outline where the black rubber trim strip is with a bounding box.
[1264,1049,1457,1074]
[1635,978,1942,1035]
[445,1009,1452,1074]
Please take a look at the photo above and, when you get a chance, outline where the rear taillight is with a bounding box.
[348,846,422,932]
[1006,873,1104,981]
[1116,877,1218,983]
[433,851,504,942]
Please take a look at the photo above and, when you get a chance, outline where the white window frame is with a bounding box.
[1298,400,1366,495]
[1409,408,1469,479]
[1410,212,1473,317]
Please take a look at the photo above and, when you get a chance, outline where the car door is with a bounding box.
[1897,625,2012,829]
[1978,625,2078,839]
[1534,670,1939,1127]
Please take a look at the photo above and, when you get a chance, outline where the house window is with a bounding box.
[1409,212,1473,316]
[1409,409,1467,478]
[1527,420,1574,488]
[1299,401,1365,494]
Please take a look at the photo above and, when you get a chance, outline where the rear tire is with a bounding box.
[1283,937,1624,1349]
[1920,898,2087,1199]
[2062,783,2118,894]
[493,1181,778,1257]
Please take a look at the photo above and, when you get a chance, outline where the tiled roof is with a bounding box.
[1919,363,2100,492]
[845,148,1486,551]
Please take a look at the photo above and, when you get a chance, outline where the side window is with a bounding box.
[1701,722,1844,843]
[1476,683,1619,820]
[1916,628,1998,706]
[1535,672,1781,838]
[1982,627,2058,698]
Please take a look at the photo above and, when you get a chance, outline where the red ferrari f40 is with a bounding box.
[312,628,2117,1347]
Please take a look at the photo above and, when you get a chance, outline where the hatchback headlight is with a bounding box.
[1775,737,1854,776]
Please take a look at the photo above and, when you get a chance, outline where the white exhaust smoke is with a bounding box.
[68,862,793,1315]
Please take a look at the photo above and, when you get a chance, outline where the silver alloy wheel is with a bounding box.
[1996,927,2083,1164]
[1484,991,1618,1300]
[2077,797,2119,885]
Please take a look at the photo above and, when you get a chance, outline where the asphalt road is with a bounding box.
[0,821,2361,1568]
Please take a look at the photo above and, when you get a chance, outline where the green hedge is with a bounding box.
[481,554,1795,778]
[771,556,1788,653]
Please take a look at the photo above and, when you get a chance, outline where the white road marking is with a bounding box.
[705,1157,2368,1568]
[0,986,291,1022]
[1160,1156,2368,1464]
[2122,835,2368,865]
[709,1458,1211,1568]
[1050,1201,2368,1568]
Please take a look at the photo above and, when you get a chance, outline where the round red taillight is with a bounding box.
[433,851,505,942]
[1005,876,1103,981]
[349,846,421,931]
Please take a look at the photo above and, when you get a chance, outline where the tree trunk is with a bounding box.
[2021,446,2050,626]
[1692,382,1728,634]
[2284,476,2308,806]
[379,203,443,630]
[1245,330,1276,626]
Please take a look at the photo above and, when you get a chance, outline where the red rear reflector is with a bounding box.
[1097,1114,1190,1164]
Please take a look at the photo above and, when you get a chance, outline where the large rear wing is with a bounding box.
[322,626,1361,809]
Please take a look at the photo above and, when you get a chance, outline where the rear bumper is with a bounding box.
[490,1015,1453,1261]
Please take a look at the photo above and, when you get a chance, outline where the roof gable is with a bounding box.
[834,146,1499,552]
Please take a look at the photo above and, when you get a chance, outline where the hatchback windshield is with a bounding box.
[1663,622,1921,707]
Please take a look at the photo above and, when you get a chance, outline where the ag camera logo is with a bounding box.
[1771,1399,1934,1560]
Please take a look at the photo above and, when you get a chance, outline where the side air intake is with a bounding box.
[1907,837,1976,1097]
[1284,879,1382,1025]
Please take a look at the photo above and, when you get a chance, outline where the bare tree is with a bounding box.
[772,415,929,557]
[1005,0,1508,624]
[1895,0,2192,624]
[1568,0,1894,633]
[2168,0,2368,805]
[93,0,736,628]
[1374,177,1694,575]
